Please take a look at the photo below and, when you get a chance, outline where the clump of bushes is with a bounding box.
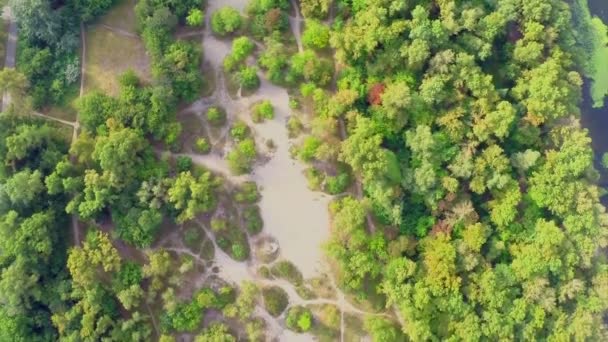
[235,181,260,203]
[206,106,226,126]
[251,100,275,123]
[286,306,313,332]
[211,7,242,36]
[262,286,289,316]
[195,137,211,154]
[271,260,303,286]
[243,205,264,234]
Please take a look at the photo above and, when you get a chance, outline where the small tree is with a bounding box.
[302,19,330,49]
[236,66,260,91]
[286,306,313,332]
[206,107,226,126]
[251,100,275,123]
[186,8,204,27]
[211,7,242,36]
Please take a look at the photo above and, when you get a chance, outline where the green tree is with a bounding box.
[186,8,204,27]
[211,7,242,36]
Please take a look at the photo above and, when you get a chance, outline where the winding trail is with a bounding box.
[1,6,17,111]
[289,0,304,53]
[161,220,391,323]
[98,23,139,39]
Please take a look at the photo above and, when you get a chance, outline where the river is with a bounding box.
[580,0,608,193]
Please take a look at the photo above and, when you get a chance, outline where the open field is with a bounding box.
[97,0,138,33]
[84,25,150,95]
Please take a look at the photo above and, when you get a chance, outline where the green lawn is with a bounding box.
[84,25,150,95]
[98,0,138,33]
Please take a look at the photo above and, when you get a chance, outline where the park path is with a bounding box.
[289,0,304,53]
[1,6,17,111]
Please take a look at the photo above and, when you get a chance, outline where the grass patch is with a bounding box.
[310,304,340,342]
[42,83,79,121]
[176,111,207,153]
[270,260,303,286]
[344,313,367,341]
[97,0,138,33]
[84,25,150,96]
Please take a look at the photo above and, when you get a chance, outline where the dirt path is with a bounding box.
[161,220,389,340]
[289,0,304,53]
[1,6,17,111]
[98,23,139,39]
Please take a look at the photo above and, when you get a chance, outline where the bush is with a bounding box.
[300,0,331,19]
[251,100,275,123]
[211,7,242,36]
[302,20,330,49]
[305,167,324,191]
[298,136,322,162]
[187,8,204,27]
[324,172,351,195]
[236,66,260,90]
[176,156,193,172]
[230,121,250,141]
[243,205,263,234]
[206,107,226,126]
[227,139,257,175]
[224,37,255,73]
[271,260,303,286]
[232,37,255,61]
[234,182,260,203]
[258,38,289,84]
[287,116,304,138]
[286,306,313,332]
[232,243,248,260]
[262,286,289,316]
[195,138,211,154]
[211,218,228,232]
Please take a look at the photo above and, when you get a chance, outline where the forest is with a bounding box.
[1,0,608,341]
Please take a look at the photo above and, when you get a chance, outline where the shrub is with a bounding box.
[176,156,193,172]
[243,205,263,234]
[232,36,255,61]
[195,138,211,154]
[305,167,324,191]
[287,116,304,138]
[232,243,248,260]
[300,0,331,19]
[236,66,260,90]
[206,107,226,126]
[262,286,289,317]
[302,19,330,49]
[230,121,250,141]
[251,100,275,123]
[286,306,313,332]
[271,260,303,286]
[324,172,351,195]
[211,218,227,232]
[234,182,260,203]
[227,139,257,174]
[187,8,204,27]
[298,136,322,162]
[211,7,242,36]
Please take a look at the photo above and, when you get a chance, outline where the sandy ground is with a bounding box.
[193,0,332,281]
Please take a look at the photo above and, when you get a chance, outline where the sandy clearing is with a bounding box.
[196,0,332,280]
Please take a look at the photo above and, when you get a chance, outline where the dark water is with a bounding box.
[588,0,608,20]
[580,0,608,195]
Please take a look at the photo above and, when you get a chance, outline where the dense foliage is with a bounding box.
[301,0,608,340]
[10,0,115,107]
